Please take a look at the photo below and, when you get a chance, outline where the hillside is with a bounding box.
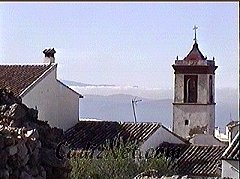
[63,80,238,131]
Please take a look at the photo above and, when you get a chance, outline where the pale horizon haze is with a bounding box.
[0,2,239,90]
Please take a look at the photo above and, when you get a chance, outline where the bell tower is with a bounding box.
[172,26,218,139]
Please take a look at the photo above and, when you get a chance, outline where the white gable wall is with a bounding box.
[222,160,239,179]
[22,68,79,130]
[57,81,79,130]
[140,126,185,152]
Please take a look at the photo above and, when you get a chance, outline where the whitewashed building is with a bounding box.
[0,48,83,130]
[221,121,239,178]
[221,130,239,178]
[64,121,187,152]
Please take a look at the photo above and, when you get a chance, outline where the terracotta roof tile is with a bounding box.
[222,131,239,160]
[0,64,53,96]
[64,121,161,150]
[184,42,205,61]
[157,142,227,177]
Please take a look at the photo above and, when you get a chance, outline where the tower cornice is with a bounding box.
[172,65,218,74]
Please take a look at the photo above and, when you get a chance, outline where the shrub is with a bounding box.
[70,139,174,179]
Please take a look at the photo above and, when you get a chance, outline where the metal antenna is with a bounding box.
[132,97,142,123]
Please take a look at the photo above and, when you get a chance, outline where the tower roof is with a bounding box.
[183,42,205,61]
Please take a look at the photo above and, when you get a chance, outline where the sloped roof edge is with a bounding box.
[222,131,239,160]
[64,121,163,150]
[57,80,83,98]
[184,42,205,61]
[20,63,57,97]
[161,125,189,144]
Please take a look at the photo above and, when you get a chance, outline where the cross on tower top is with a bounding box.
[193,25,198,43]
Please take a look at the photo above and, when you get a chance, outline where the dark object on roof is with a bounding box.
[226,120,240,127]
[64,121,162,150]
[43,48,56,58]
[222,131,239,160]
[0,64,53,96]
[157,142,227,177]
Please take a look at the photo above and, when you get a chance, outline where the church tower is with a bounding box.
[172,26,218,139]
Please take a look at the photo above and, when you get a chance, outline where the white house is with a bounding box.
[215,126,229,143]
[221,125,239,178]
[226,121,240,144]
[64,121,188,152]
[0,48,83,130]
[139,124,187,152]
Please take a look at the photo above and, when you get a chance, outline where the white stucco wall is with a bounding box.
[222,160,239,179]
[22,67,79,130]
[140,126,185,152]
[173,104,215,138]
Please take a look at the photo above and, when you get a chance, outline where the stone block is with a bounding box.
[0,150,8,168]
[4,135,15,146]
[7,145,18,156]
[17,142,28,159]
[20,171,31,179]
[0,169,9,179]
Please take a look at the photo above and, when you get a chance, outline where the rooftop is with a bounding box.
[222,131,239,160]
[64,121,163,150]
[157,142,227,177]
[0,64,55,96]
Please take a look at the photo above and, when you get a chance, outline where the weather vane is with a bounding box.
[193,25,198,43]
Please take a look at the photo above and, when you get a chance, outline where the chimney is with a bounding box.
[43,48,56,63]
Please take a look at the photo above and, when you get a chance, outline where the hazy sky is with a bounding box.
[0,2,238,89]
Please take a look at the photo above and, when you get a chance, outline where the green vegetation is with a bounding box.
[70,139,174,179]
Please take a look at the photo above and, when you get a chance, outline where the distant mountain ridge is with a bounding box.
[63,80,238,131]
[80,94,173,125]
[61,79,116,87]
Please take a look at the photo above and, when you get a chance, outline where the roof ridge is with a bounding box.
[20,64,57,97]
[222,131,239,159]
[184,42,206,61]
[0,64,56,96]
[120,121,162,125]
[0,63,57,66]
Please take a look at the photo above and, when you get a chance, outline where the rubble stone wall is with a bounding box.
[0,88,70,179]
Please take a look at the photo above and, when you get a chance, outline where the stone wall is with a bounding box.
[0,88,70,179]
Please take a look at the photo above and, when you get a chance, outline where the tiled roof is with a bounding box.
[184,42,205,61]
[157,142,227,177]
[222,131,239,160]
[0,64,54,96]
[64,121,161,150]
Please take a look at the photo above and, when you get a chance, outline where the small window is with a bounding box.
[209,75,213,103]
[185,120,189,125]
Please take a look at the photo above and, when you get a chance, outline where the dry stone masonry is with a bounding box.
[0,88,70,179]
